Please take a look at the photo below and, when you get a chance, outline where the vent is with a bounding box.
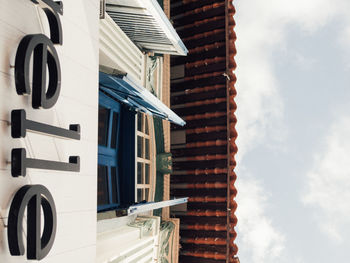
[97,216,161,263]
[99,14,145,83]
[106,0,188,56]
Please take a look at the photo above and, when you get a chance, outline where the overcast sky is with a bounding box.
[234,0,350,262]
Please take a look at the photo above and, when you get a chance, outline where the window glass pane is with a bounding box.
[137,136,144,158]
[137,112,143,132]
[137,189,143,202]
[145,188,149,201]
[111,166,118,204]
[145,163,150,184]
[145,139,150,159]
[97,165,109,206]
[98,106,109,146]
[137,162,143,184]
[111,112,119,149]
[145,118,149,135]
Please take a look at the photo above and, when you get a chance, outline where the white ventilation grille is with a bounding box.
[97,216,160,263]
[106,0,188,56]
[107,9,172,46]
[110,237,155,263]
[100,13,145,84]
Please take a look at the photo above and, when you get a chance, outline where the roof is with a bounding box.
[169,0,238,262]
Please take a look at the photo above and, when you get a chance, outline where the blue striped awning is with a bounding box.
[99,72,185,126]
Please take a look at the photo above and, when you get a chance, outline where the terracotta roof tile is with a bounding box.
[183,28,225,42]
[187,168,228,175]
[184,2,225,17]
[182,223,227,231]
[185,112,226,121]
[185,71,222,81]
[171,3,239,260]
[189,196,227,203]
[186,210,226,217]
[189,41,226,54]
[172,182,227,189]
[171,5,238,249]
[182,237,226,246]
[184,154,228,161]
[181,251,226,260]
[180,15,225,30]
[186,56,226,69]
[178,97,226,108]
[186,125,227,134]
[185,84,226,94]
[185,140,227,148]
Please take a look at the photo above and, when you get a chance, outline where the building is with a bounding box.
[0,0,189,262]
[169,0,239,262]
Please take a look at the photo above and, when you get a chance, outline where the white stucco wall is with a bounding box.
[0,0,99,262]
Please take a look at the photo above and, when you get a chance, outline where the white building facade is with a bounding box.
[0,0,186,262]
[0,0,99,262]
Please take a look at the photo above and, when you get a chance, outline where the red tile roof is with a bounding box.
[182,251,227,261]
[170,0,238,262]
[185,112,227,121]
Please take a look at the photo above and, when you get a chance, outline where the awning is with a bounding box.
[99,72,186,126]
[105,0,188,56]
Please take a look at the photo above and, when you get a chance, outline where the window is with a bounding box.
[97,91,155,211]
[97,92,121,211]
[98,70,184,212]
[136,112,155,202]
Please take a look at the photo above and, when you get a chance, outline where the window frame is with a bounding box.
[135,112,156,203]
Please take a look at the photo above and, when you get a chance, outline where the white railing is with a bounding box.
[128,198,188,215]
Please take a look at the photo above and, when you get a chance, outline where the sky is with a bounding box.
[234,0,350,262]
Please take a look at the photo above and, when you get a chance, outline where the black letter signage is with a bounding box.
[11,148,80,177]
[15,34,61,109]
[31,0,64,44]
[8,0,81,260]
[11,0,81,178]
[8,185,57,260]
[11,109,81,140]
[15,0,63,109]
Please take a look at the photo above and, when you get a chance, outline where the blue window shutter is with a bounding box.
[97,91,122,212]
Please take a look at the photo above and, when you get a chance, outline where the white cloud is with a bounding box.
[235,0,350,161]
[292,52,317,71]
[302,116,350,242]
[236,176,285,262]
[234,0,350,261]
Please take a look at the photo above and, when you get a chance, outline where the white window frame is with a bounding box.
[135,112,156,202]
